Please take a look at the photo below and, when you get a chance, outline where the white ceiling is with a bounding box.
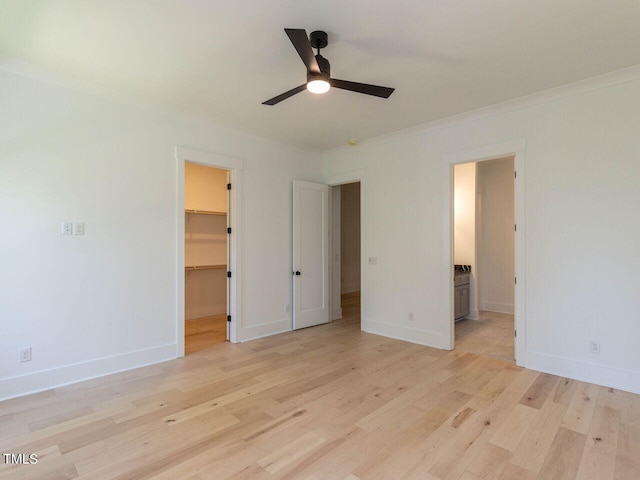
[2,1,640,150]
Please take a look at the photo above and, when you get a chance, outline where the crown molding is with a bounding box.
[0,55,322,157]
[324,64,640,157]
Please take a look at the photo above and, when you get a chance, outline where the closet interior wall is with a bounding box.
[184,163,228,321]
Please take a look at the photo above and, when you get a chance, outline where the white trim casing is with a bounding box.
[443,140,526,365]
[175,146,244,355]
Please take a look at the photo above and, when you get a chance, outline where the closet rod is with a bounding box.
[185,264,226,271]
[185,209,226,216]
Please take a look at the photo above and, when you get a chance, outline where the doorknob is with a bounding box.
[293,271,301,276]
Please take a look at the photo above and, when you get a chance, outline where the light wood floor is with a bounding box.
[1,300,639,479]
[455,311,514,362]
[341,291,361,323]
[185,314,228,355]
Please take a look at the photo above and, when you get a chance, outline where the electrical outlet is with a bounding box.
[20,347,32,363]
[408,312,414,322]
[62,222,73,235]
[589,341,600,354]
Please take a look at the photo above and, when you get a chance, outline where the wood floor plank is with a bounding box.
[455,311,514,362]
[427,404,510,480]
[492,367,539,409]
[465,443,512,479]
[520,373,560,409]
[509,399,567,473]
[348,407,445,479]
[537,427,586,480]
[185,314,227,355]
[498,463,538,480]
[257,430,326,474]
[355,369,451,432]
[615,423,640,480]
[598,387,640,426]
[351,405,447,480]
[575,405,619,480]
[490,403,538,452]
[552,377,578,406]
[561,381,600,435]
[27,406,95,432]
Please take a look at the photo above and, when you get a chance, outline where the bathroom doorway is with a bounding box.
[453,157,515,361]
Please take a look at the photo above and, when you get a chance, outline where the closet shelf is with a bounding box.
[185,209,226,216]
[185,264,226,271]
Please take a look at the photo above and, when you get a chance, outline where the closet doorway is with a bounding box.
[184,163,229,355]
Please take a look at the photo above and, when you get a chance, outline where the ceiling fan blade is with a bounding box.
[262,84,307,106]
[285,28,321,74]
[331,79,395,98]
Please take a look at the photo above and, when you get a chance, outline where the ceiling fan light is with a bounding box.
[307,79,330,94]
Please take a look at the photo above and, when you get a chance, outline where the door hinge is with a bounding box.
[514,171,517,179]
[515,330,517,338]
[227,271,232,278]
[227,315,231,322]
[514,277,517,285]
[227,183,231,190]
[514,224,517,232]
[227,227,232,234]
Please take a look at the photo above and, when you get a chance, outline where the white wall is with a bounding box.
[454,163,476,266]
[185,163,228,213]
[0,68,322,400]
[323,75,640,394]
[340,182,361,294]
[477,157,514,314]
[453,162,477,317]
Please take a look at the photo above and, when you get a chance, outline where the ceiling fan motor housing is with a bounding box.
[308,54,331,83]
[309,30,328,49]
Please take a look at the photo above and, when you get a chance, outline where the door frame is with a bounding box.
[327,170,366,332]
[175,146,244,356]
[444,140,526,365]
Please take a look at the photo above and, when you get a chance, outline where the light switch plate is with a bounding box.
[74,222,85,235]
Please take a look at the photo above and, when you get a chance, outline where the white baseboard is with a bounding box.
[240,318,291,342]
[482,302,514,314]
[524,351,640,395]
[362,320,448,350]
[0,344,176,402]
[332,308,343,321]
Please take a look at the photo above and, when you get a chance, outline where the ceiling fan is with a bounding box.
[262,28,395,106]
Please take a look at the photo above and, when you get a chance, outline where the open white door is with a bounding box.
[293,180,329,329]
